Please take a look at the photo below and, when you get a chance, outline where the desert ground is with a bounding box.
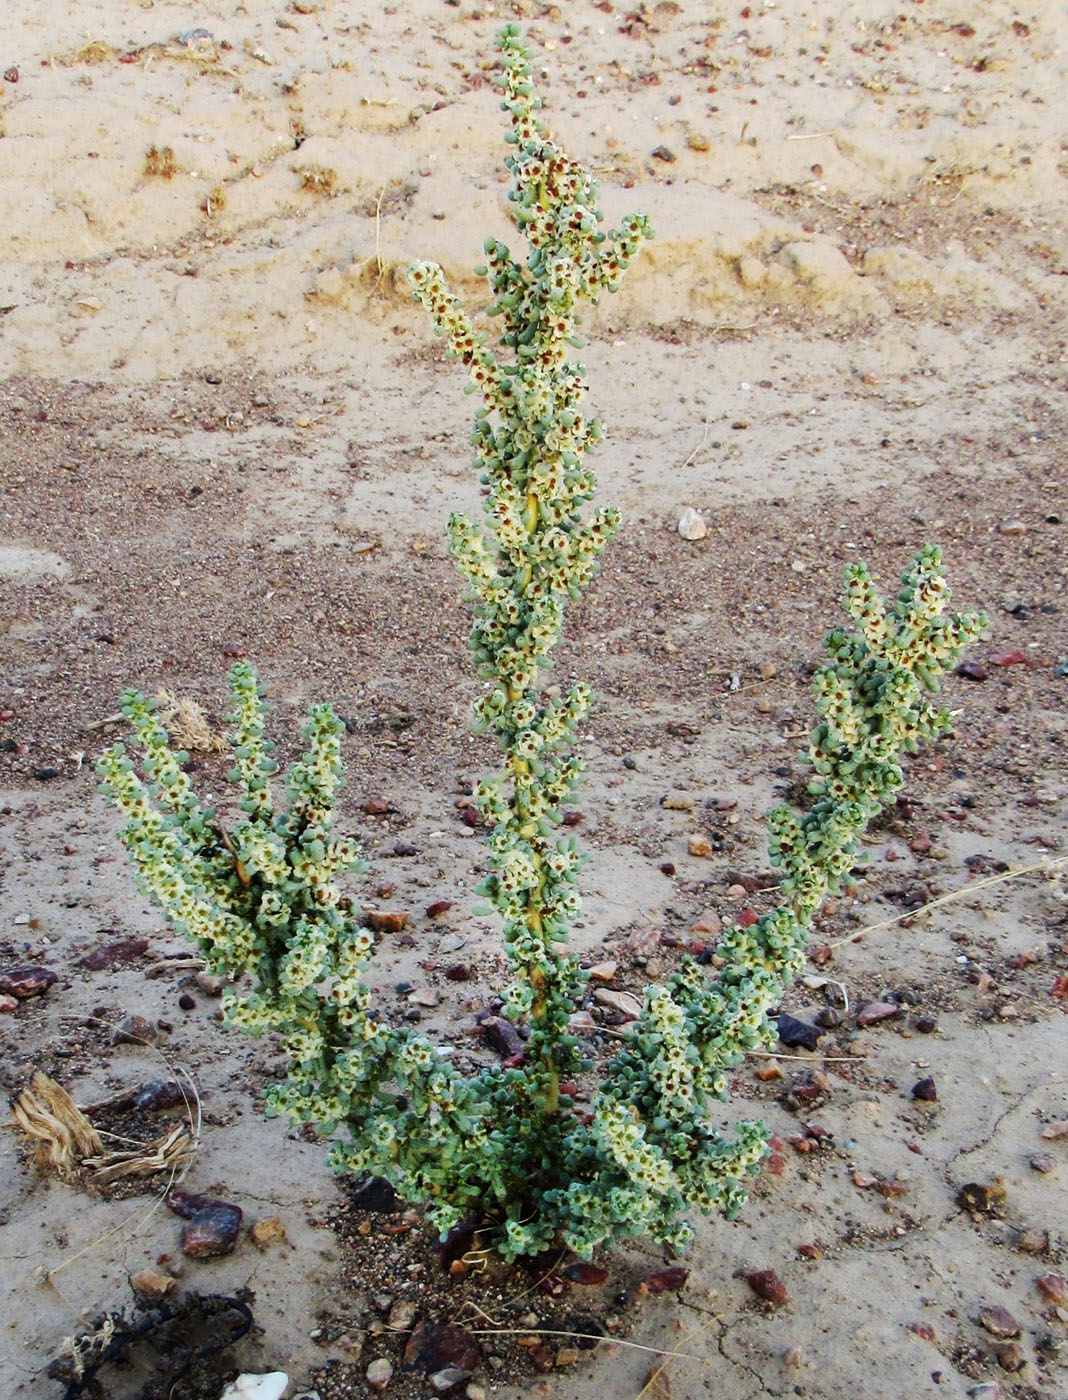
[1,2,1066,1398]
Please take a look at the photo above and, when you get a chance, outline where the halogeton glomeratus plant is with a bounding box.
[100,27,985,1264]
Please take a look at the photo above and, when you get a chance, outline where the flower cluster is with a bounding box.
[99,28,985,1267]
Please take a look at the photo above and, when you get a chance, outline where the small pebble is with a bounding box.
[0,966,58,999]
[387,1298,418,1331]
[180,1203,243,1258]
[1036,1273,1068,1307]
[979,1304,1019,1339]
[956,661,988,682]
[775,1014,822,1051]
[1016,1228,1048,1253]
[661,789,695,811]
[365,1358,393,1392]
[856,1001,900,1026]
[676,508,706,541]
[250,1216,286,1250]
[994,1341,1025,1372]
[651,144,676,162]
[112,1014,158,1046]
[912,1077,937,1102]
[747,1269,788,1305]
[1030,1153,1055,1174]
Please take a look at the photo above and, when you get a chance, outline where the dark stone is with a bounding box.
[912,1014,939,1034]
[178,993,196,1011]
[134,1080,186,1111]
[180,1204,243,1258]
[33,766,61,781]
[912,1077,937,1101]
[814,1006,841,1030]
[402,1322,480,1376]
[775,1014,822,1051]
[956,661,988,681]
[166,1188,238,1219]
[350,1176,400,1213]
[481,1016,524,1059]
[434,1222,476,1273]
[563,1262,609,1285]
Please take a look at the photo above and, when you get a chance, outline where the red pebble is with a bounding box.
[747,1269,788,1305]
[990,649,1026,666]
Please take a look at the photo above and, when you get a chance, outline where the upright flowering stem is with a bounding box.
[408,24,652,1114]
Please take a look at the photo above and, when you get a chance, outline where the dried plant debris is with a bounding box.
[295,163,338,195]
[6,1071,103,1175]
[84,1120,198,1185]
[48,1290,254,1400]
[143,145,178,180]
[154,688,225,752]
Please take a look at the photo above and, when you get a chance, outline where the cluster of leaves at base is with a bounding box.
[99,22,987,1264]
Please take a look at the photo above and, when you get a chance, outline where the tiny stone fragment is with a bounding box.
[687,833,713,857]
[912,1077,937,1101]
[1030,1153,1055,1174]
[429,1367,471,1393]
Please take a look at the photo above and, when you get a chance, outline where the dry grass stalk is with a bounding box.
[84,1123,198,1185]
[6,1072,104,1175]
[153,688,225,752]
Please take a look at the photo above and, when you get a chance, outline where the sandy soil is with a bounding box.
[1,2,1067,1398]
